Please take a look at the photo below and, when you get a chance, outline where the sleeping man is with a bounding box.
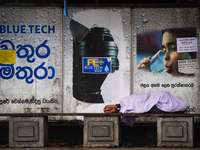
[103,91,187,126]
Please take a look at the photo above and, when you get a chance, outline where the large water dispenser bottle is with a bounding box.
[73,27,119,103]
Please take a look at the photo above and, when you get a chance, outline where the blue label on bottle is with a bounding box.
[82,57,112,74]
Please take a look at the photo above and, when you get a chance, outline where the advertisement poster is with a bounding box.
[63,8,131,114]
[0,8,62,116]
[133,8,200,115]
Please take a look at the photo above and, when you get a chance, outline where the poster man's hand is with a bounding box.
[137,56,151,71]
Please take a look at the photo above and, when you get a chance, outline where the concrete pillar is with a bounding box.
[9,117,48,147]
[84,116,120,147]
[157,117,194,147]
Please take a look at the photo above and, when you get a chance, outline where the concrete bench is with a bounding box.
[0,113,198,148]
[83,113,196,148]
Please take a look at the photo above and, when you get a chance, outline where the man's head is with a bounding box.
[161,28,197,76]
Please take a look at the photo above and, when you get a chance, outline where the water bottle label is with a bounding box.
[82,57,112,74]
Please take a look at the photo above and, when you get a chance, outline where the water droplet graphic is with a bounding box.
[104,65,109,72]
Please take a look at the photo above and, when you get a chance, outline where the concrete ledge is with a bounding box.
[9,117,48,147]
[157,117,194,147]
[84,116,120,147]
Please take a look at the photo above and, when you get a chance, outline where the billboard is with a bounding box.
[0,7,199,121]
[0,8,62,117]
[63,8,131,115]
[133,8,200,115]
